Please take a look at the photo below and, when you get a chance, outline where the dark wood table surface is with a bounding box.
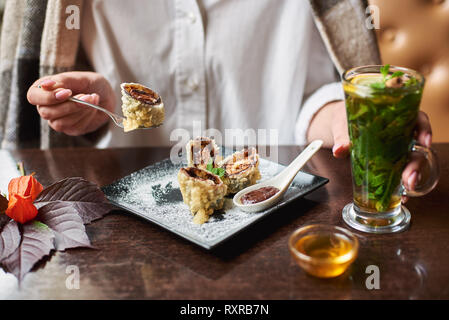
[2,144,449,299]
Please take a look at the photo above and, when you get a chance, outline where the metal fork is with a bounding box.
[69,96,161,130]
[69,96,127,129]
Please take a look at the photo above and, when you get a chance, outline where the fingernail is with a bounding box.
[332,143,348,157]
[79,94,93,102]
[408,171,417,190]
[40,79,56,88]
[425,134,432,148]
[92,94,100,105]
[332,144,342,155]
[55,89,72,100]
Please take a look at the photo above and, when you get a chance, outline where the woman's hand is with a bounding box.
[27,71,116,136]
[307,100,433,195]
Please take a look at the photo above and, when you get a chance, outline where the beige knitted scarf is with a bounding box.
[0,0,91,149]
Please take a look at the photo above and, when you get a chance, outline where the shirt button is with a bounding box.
[187,12,197,24]
[188,77,199,91]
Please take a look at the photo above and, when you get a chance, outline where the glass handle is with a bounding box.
[403,144,440,197]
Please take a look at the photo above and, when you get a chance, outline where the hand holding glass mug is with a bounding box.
[341,65,439,234]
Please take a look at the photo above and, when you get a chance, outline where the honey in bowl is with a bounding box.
[289,225,359,278]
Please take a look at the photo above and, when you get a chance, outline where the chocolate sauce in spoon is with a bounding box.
[240,186,280,205]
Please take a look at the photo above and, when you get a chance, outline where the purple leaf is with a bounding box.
[35,177,114,224]
[2,221,55,281]
[37,201,92,251]
[0,219,21,261]
[66,202,114,225]
[1,177,115,280]
[0,194,8,213]
[36,177,108,203]
[0,213,10,229]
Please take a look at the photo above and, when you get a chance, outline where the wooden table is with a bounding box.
[2,144,449,299]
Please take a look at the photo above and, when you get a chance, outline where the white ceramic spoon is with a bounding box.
[233,140,323,213]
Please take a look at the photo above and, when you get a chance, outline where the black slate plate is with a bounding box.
[102,157,328,249]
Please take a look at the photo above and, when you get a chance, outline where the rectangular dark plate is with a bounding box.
[102,157,328,250]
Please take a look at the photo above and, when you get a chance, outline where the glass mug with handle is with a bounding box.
[341,65,439,234]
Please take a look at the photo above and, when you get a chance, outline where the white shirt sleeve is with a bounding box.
[294,18,344,146]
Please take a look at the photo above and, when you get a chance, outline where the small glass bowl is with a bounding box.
[288,224,359,278]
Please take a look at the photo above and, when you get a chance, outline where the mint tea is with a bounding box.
[343,65,423,214]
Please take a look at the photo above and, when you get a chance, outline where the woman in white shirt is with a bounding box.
[26,0,432,192]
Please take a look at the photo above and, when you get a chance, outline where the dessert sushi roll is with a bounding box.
[220,147,261,194]
[177,167,227,224]
[120,82,164,132]
[186,136,220,170]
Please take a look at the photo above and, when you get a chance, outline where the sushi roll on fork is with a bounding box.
[120,82,164,132]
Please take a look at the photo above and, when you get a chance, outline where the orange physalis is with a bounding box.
[5,175,43,224]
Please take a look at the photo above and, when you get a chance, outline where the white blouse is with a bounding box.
[80,0,344,147]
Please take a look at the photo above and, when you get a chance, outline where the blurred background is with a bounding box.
[370,0,449,143]
[0,0,448,142]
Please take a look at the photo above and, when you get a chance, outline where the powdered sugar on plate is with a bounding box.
[102,157,328,249]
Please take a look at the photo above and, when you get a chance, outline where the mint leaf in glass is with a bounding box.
[404,77,418,87]
[370,82,386,90]
[389,71,404,79]
[380,64,390,79]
